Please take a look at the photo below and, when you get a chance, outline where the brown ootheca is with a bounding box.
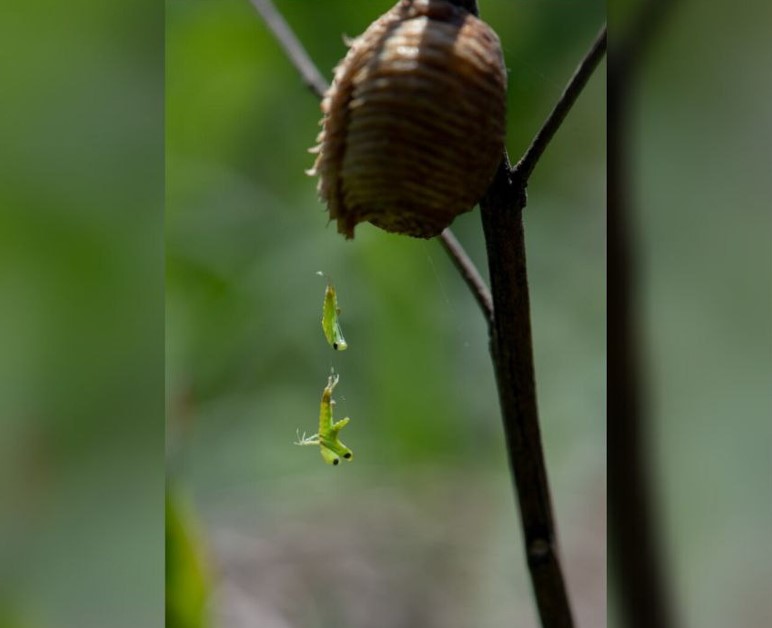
[309,0,507,239]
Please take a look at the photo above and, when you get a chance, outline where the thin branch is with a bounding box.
[248,0,329,98]
[438,229,493,322]
[514,24,607,181]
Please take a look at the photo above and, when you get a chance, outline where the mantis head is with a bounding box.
[320,440,354,465]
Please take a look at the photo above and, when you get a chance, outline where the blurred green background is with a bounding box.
[0,1,164,627]
[610,1,772,627]
[2,0,769,625]
[166,1,605,627]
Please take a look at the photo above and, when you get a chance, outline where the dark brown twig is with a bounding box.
[514,24,607,181]
[480,158,575,627]
[470,7,606,626]
[438,229,493,322]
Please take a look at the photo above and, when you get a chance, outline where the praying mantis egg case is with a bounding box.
[308,0,507,239]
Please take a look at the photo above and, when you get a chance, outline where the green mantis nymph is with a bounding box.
[317,271,347,350]
[295,370,353,465]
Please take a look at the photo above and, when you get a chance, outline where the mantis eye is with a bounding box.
[333,458,340,465]
[333,342,339,350]
[343,452,352,459]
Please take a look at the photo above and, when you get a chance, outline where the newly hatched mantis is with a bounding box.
[295,369,353,465]
[317,271,347,351]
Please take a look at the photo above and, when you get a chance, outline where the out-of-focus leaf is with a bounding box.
[166,487,210,628]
